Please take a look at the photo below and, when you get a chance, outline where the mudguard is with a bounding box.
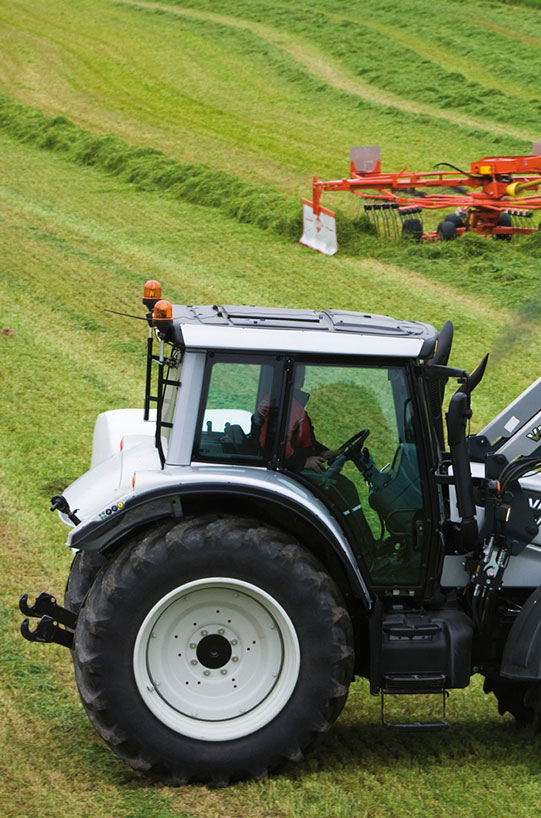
[501,585,541,681]
[67,482,372,607]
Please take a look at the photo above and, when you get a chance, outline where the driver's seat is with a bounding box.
[221,422,249,454]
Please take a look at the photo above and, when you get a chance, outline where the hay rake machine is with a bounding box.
[300,145,541,254]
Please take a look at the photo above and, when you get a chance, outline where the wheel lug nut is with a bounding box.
[232,656,239,662]
[231,639,238,646]
[200,630,208,636]
[204,670,210,677]
[220,669,227,675]
[189,642,197,649]
[218,628,225,635]
[191,660,198,666]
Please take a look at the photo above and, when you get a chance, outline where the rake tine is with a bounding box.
[380,205,387,238]
[364,204,375,235]
[390,204,400,238]
[371,204,379,235]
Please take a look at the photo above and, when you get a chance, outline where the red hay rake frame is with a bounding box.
[300,145,541,254]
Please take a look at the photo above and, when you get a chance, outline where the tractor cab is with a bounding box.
[144,301,441,599]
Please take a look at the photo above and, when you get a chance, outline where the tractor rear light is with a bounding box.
[143,280,162,310]
[152,299,173,330]
[132,473,136,489]
[120,438,124,451]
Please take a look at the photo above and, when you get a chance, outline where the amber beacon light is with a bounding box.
[142,280,162,311]
[152,299,173,331]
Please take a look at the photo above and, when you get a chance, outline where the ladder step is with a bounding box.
[383,719,449,732]
[381,680,449,731]
[383,623,442,639]
[383,673,446,694]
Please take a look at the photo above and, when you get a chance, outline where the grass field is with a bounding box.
[1,1,541,816]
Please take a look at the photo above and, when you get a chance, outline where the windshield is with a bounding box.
[284,362,426,588]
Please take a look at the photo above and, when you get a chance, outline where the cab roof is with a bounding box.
[170,304,438,359]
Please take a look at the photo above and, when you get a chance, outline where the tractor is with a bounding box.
[20,281,541,785]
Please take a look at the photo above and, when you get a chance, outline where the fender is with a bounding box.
[67,480,372,607]
[501,585,541,681]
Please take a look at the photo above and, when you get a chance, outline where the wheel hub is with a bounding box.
[196,633,232,669]
[133,578,300,741]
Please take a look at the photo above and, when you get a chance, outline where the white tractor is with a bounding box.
[20,281,541,785]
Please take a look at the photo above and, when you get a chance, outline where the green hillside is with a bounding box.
[1,1,541,817]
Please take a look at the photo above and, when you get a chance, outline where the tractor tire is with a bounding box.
[437,220,457,241]
[524,683,541,733]
[444,213,464,228]
[64,549,108,616]
[495,212,512,240]
[72,514,354,786]
[483,674,533,724]
[401,217,423,241]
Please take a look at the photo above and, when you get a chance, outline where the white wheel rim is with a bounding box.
[133,578,300,741]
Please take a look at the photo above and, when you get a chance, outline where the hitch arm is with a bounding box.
[19,592,77,649]
[21,615,74,649]
[19,592,77,629]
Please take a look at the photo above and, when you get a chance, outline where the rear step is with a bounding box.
[381,673,449,731]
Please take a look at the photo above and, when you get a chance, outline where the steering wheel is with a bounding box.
[322,429,370,482]
[340,428,370,461]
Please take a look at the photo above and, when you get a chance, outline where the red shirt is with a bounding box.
[258,390,325,470]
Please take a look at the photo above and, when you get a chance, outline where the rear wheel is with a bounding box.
[495,212,512,240]
[401,217,423,241]
[524,683,541,732]
[483,674,533,724]
[437,220,457,241]
[444,213,464,228]
[73,515,354,785]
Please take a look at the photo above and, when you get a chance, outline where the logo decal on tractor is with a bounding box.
[527,426,541,443]
[98,502,124,521]
[530,498,541,525]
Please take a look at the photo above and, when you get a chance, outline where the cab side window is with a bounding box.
[193,358,279,464]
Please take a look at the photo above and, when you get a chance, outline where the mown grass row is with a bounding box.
[497,0,541,8]
[1,0,534,197]
[320,0,541,96]
[0,93,307,237]
[0,91,414,254]
[159,0,541,134]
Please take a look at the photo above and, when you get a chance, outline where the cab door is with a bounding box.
[280,360,432,592]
